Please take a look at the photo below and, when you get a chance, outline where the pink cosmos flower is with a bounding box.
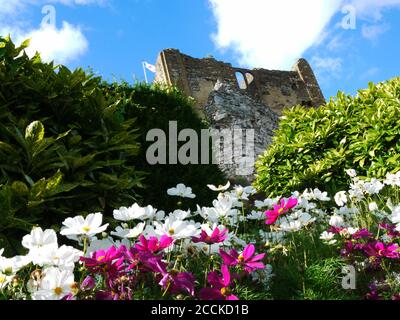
[363,241,400,259]
[265,197,298,225]
[135,235,174,253]
[200,265,238,300]
[80,245,126,280]
[192,227,228,245]
[125,247,167,273]
[159,271,196,296]
[219,244,265,273]
[328,226,344,234]
[80,276,96,291]
[352,229,373,240]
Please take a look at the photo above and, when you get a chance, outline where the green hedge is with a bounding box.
[254,77,400,197]
[103,81,226,211]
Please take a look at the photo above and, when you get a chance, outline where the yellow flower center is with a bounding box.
[238,254,245,262]
[54,287,63,296]
[278,208,284,215]
[168,228,175,235]
[82,226,91,233]
[220,287,230,296]
[0,275,6,283]
[97,255,106,262]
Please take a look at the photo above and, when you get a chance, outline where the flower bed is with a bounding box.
[1,172,400,300]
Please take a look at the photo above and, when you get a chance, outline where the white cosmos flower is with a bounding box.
[312,189,330,201]
[0,272,12,290]
[384,172,400,187]
[346,169,357,178]
[369,202,379,211]
[301,189,329,202]
[232,185,256,200]
[35,245,82,270]
[32,267,75,300]
[320,231,337,245]
[196,205,219,223]
[212,193,234,217]
[296,198,317,211]
[113,204,157,221]
[346,227,359,235]
[168,209,191,221]
[152,217,199,240]
[0,249,3,257]
[334,191,348,207]
[279,220,302,232]
[22,227,58,251]
[254,198,279,209]
[167,184,196,199]
[246,210,265,221]
[390,206,400,231]
[363,178,384,195]
[207,181,230,192]
[111,223,145,239]
[0,255,30,275]
[329,215,345,227]
[60,212,109,240]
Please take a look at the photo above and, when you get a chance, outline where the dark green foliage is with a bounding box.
[255,78,400,197]
[0,37,145,253]
[102,81,226,211]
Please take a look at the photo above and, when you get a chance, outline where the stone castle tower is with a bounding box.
[153,49,325,183]
[154,48,325,116]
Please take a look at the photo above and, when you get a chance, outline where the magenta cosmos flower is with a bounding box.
[192,227,228,245]
[363,241,400,259]
[219,244,265,273]
[352,229,373,240]
[265,197,298,225]
[80,245,126,279]
[200,265,238,300]
[159,270,196,297]
[135,235,174,253]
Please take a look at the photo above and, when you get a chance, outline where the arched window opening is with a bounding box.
[235,72,247,90]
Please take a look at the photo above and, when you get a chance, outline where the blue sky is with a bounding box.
[1,0,400,100]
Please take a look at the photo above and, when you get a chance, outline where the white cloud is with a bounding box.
[0,0,105,64]
[361,23,390,40]
[209,0,400,70]
[209,0,343,70]
[347,0,400,21]
[20,22,88,64]
[311,56,342,74]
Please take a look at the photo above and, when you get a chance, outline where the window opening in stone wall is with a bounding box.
[235,72,247,90]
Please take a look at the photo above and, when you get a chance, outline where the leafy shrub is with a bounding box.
[255,77,400,197]
[0,37,145,253]
[102,81,226,211]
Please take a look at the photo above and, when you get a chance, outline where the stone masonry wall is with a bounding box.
[153,49,325,182]
[154,49,325,116]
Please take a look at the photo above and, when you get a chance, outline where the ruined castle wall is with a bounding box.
[155,49,325,115]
